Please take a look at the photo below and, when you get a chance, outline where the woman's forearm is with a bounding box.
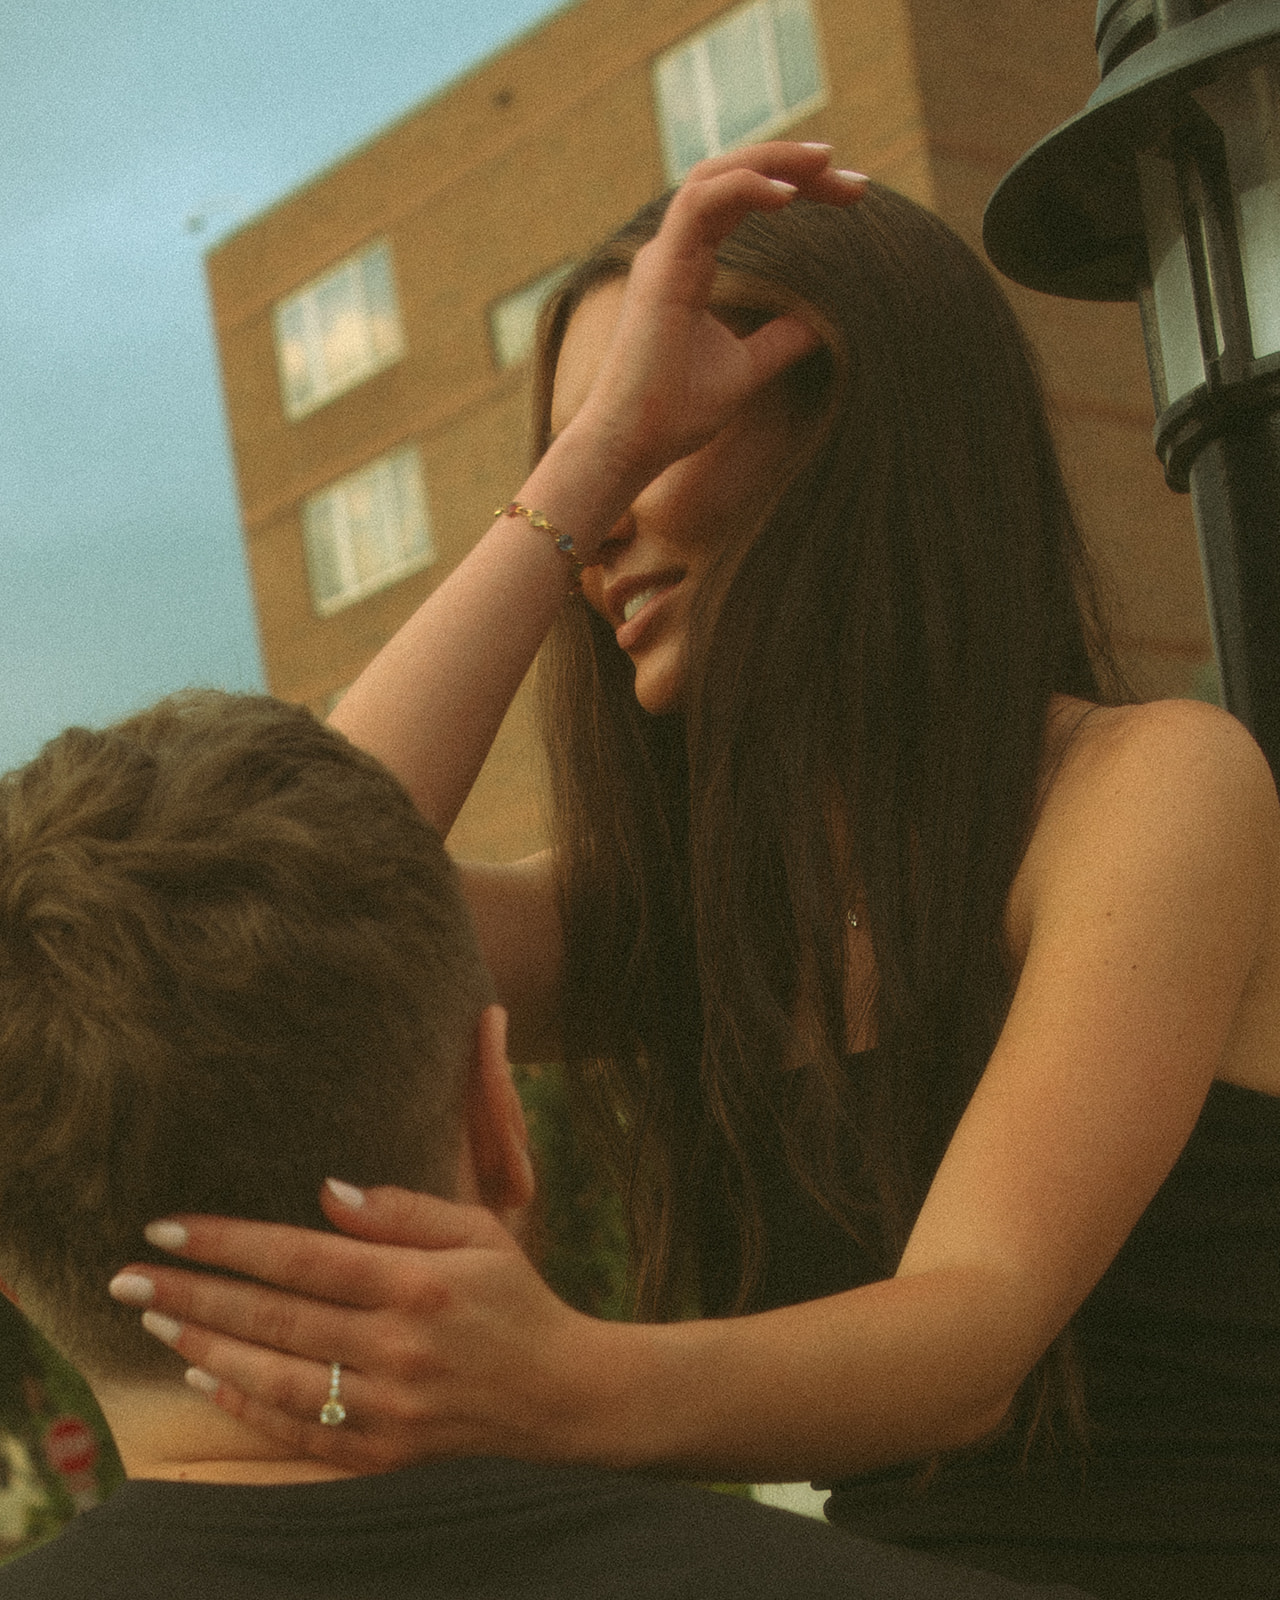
[569,1267,1029,1482]
[329,424,643,835]
[120,1188,1035,1484]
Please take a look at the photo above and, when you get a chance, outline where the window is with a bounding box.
[274,240,403,420]
[302,446,433,615]
[488,262,574,370]
[653,0,824,181]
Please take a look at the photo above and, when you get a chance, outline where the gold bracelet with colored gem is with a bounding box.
[494,502,583,591]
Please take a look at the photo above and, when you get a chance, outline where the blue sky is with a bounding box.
[0,0,563,772]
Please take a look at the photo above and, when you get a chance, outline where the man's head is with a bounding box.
[0,691,496,1385]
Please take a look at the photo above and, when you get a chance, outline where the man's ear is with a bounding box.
[463,1003,536,1221]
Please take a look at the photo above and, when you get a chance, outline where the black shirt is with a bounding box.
[0,1455,1091,1599]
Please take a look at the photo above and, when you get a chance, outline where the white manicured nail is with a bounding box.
[767,179,799,195]
[836,169,868,182]
[141,1310,183,1346]
[108,1272,154,1307]
[144,1221,189,1252]
[325,1177,365,1209]
[185,1368,220,1396]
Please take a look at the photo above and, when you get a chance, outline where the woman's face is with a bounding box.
[550,277,801,715]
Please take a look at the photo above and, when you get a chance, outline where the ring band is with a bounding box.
[319,1361,347,1426]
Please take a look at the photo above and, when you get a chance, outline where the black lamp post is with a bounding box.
[984,0,1280,770]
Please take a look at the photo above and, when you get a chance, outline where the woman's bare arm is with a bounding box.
[116,701,1280,1480]
[324,144,864,1045]
[328,141,865,832]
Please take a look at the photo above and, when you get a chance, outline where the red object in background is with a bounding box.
[42,1415,101,1509]
[42,1417,96,1479]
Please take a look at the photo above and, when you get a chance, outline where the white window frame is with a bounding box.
[273,240,404,421]
[301,446,433,616]
[488,262,575,370]
[653,0,826,183]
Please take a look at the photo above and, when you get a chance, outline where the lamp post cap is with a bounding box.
[983,0,1280,300]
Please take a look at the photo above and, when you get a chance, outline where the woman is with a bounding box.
[115,145,1280,1597]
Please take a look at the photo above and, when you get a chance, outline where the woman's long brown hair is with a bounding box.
[532,184,1123,1455]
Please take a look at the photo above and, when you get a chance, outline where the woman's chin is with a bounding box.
[631,668,686,717]
[623,625,692,714]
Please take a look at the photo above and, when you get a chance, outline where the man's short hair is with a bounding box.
[0,691,490,1382]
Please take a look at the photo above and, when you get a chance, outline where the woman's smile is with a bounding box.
[623,586,671,625]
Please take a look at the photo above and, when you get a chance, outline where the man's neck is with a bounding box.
[93,1378,358,1486]
[132,1456,353,1485]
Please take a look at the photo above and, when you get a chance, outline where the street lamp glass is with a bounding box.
[1136,47,1280,413]
[1136,146,1210,407]
[1197,53,1280,364]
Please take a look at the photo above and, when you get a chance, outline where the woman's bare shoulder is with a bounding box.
[1014,697,1280,1096]
[1008,697,1279,960]
[1043,694,1275,823]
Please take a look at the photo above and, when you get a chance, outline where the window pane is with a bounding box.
[489,263,573,369]
[652,0,825,181]
[302,493,344,609]
[343,473,380,587]
[273,240,403,419]
[301,447,433,615]
[654,47,711,179]
[316,263,371,392]
[771,0,822,111]
[390,449,431,562]
[274,300,315,417]
[707,5,774,149]
[360,243,403,365]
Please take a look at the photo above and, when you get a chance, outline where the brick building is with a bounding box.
[206,0,1211,862]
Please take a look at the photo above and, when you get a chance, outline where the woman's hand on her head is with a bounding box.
[553,142,866,501]
[109,1185,634,1475]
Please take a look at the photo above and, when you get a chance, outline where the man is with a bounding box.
[0,692,1087,1598]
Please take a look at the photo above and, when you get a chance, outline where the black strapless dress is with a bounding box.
[698,1070,1280,1600]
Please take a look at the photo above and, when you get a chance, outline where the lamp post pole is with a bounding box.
[984,0,1280,772]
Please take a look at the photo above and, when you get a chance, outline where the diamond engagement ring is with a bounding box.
[320,1361,347,1426]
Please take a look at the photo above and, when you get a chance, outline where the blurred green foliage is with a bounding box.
[516,1062,631,1320]
[0,1297,122,1564]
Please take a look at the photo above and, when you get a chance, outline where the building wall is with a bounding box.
[207,0,1212,862]
[900,0,1208,696]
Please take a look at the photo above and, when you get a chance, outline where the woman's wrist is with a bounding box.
[517,418,654,567]
[559,1315,756,1478]
[492,502,585,590]
[547,1314,680,1472]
